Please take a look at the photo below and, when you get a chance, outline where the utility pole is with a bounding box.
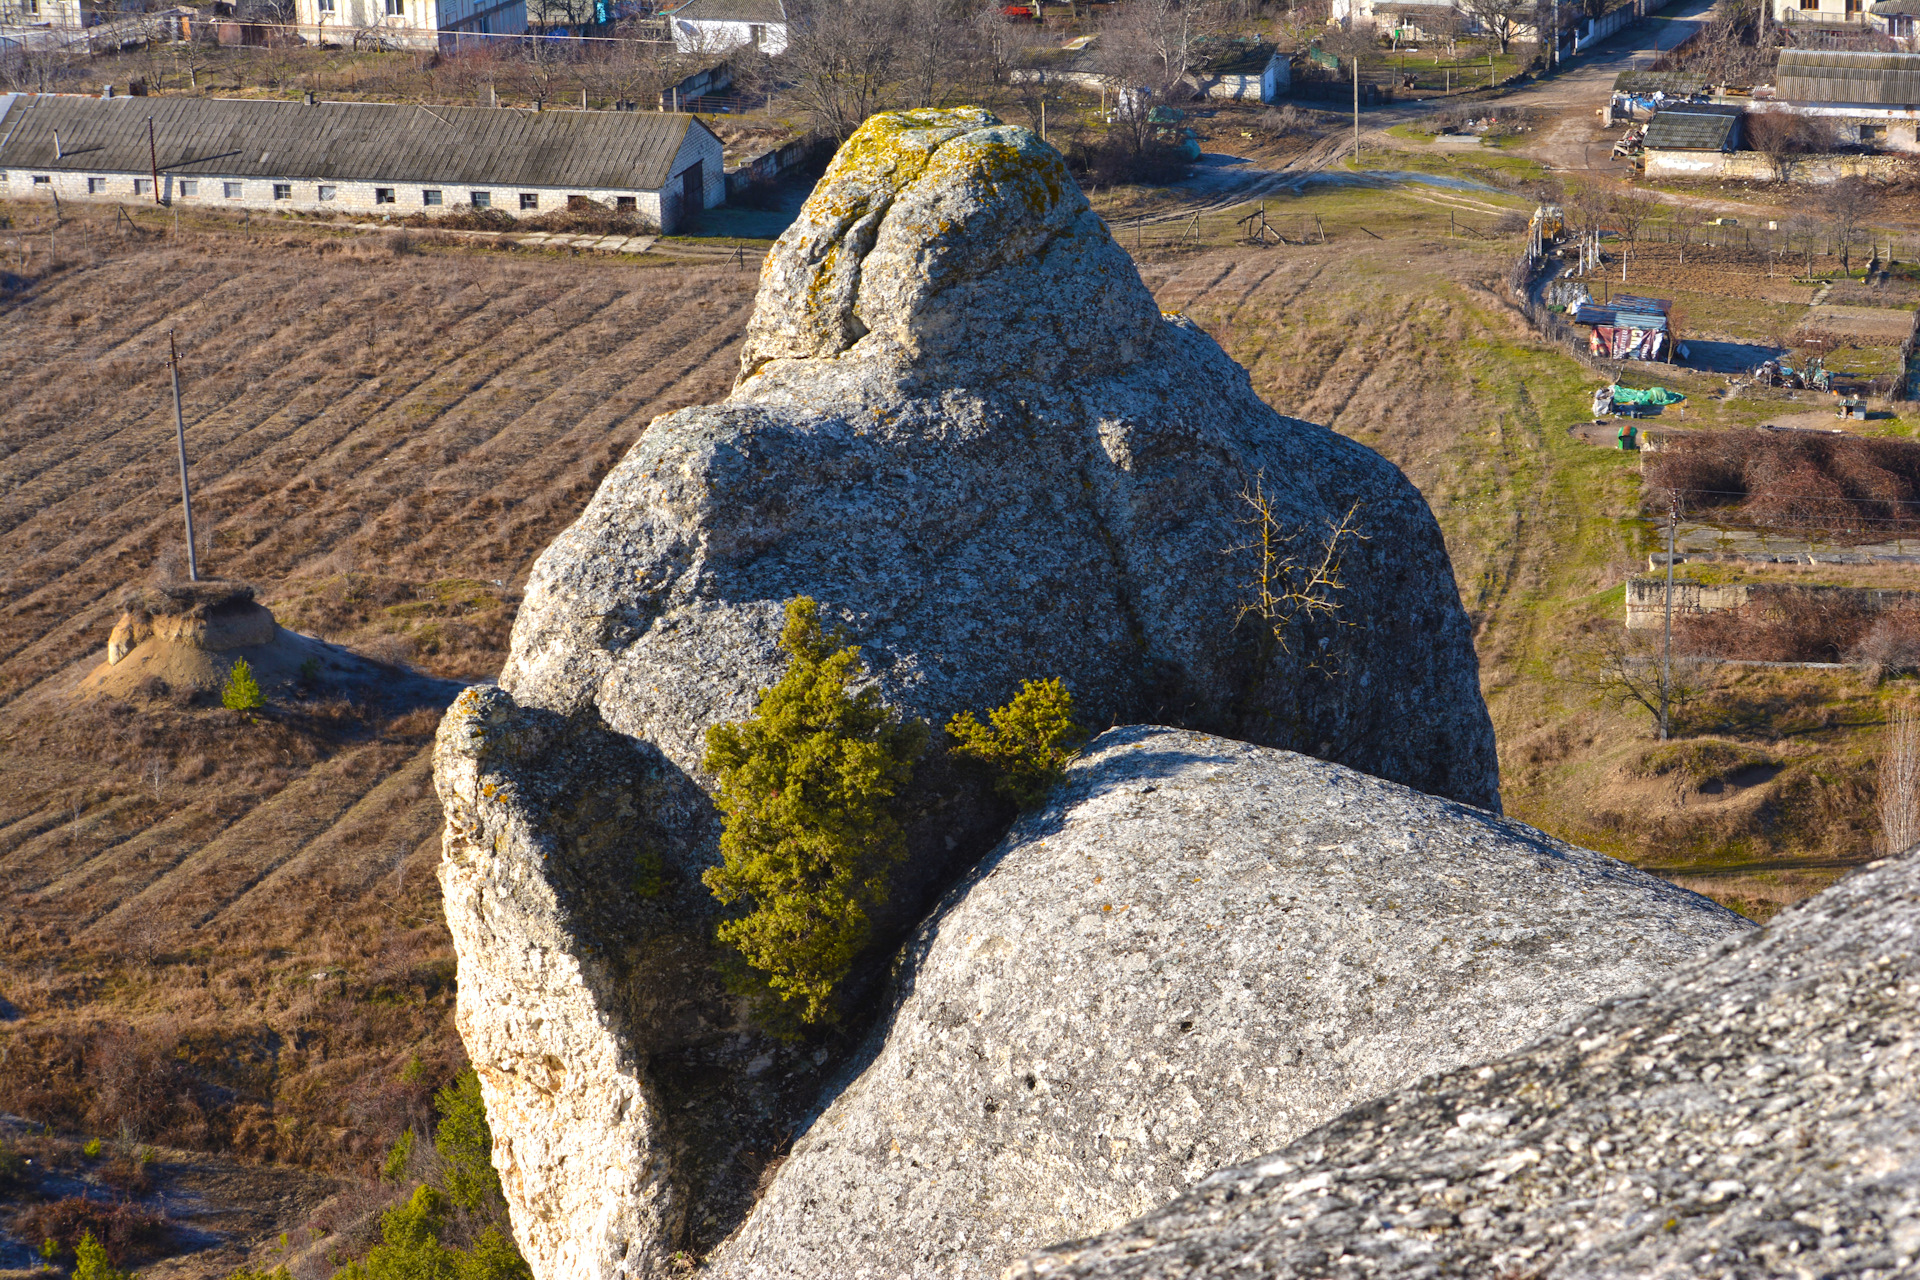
[1661,494,1675,741]
[168,330,199,582]
[1352,54,1360,162]
[147,116,161,205]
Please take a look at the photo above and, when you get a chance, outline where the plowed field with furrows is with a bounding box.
[0,221,756,1208]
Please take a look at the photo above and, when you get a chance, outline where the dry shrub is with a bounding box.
[1675,593,1877,663]
[523,199,658,237]
[1254,104,1325,138]
[1849,609,1920,673]
[11,1197,172,1267]
[1645,431,1920,536]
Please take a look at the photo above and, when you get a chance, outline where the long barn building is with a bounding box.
[0,93,726,230]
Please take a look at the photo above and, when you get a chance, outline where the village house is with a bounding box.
[0,0,81,32]
[665,0,785,55]
[1762,47,1920,150]
[289,0,527,48]
[0,93,725,230]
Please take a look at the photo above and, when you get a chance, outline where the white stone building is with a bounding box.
[0,93,726,230]
[0,0,81,31]
[291,0,526,48]
[666,0,785,55]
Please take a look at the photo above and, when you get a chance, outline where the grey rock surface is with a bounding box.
[439,105,1503,1279]
[1013,844,1919,1280]
[500,106,1498,811]
[708,727,1754,1280]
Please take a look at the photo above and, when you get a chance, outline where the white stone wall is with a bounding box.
[671,16,785,54]
[0,167,667,224]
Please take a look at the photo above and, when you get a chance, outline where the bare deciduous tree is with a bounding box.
[1098,0,1227,100]
[1609,185,1661,284]
[1573,629,1708,735]
[1879,702,1920,854]
[1824,175,1877,277]
[781,0,904,140]
[1458,0,1530,55]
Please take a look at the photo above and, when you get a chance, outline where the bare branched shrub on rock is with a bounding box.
[1879,702,1920,854]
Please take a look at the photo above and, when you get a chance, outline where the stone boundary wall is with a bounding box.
[1625,577,1920,628]
[1645,149,1909,183]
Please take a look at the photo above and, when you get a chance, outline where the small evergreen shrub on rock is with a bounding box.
[702,598,926,1028]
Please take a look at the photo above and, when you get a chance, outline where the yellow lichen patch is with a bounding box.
[911,129,1069,226]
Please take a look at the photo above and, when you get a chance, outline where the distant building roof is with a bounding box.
[665,0,783,22]
[1643,105,1742,151]
[0,93,711,190]
[1873,0,1920,16]
[1612,70,1716,95]
[1776,47,1920,105]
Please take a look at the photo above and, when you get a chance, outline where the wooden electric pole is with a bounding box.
[168,330,199,582]
[1661,494,1675,741]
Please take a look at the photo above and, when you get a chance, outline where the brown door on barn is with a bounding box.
[681,161,704,216]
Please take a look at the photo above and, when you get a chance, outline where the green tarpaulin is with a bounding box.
[1609,385,1686,405]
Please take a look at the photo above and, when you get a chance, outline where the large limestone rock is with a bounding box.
[436,107,1503,1279]
[498,106,1496,809]
[1014,849,1920,1280]
[707,727,1754,1279]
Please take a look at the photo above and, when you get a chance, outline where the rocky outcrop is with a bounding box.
[707,727,1754,1280]
[438,107,1505,1279]
[1013,849,1919,1280]
[105,582,275,665]
[499,107,1496,810]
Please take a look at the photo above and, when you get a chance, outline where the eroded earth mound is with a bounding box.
[1013,850,1920,1280]
[708,727,1754,1279]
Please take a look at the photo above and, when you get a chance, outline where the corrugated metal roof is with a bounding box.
[1777,47,1920,105]
[0,94,709,190]
[1643,106,1740,151]
[1873,0,1920,16]
[665,0,782,22]
[1573,304,1672,331]
[1612,70,1715,94]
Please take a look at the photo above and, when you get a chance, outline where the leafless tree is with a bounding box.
[1746,110,1834,184]
[1670,203,1706,265]
[898,0,976,109]
[1610,185,1661,284]
[1879,701,1920,854]
[1099,0,1228,100]
[1458,0,1531,55]
[1573,628,1708,736]
[782,0,904,140]
[1824,175,1877,277]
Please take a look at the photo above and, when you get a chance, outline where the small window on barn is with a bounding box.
[224,180,243,198]
[87,177,105,193]
[616,195,636,209]
[385,0,404,14]
[749,22,764,45]
[179,178,197,196]
[470,190,491,209]
[1799,0,1817,9]
[133,178,150,195]
[32,174,49,184]
[318,0,334,9]
[375,187,396,204]
[318,184,337,200]
[25,0,38,13]
[422,189,443,206]
[273,182,292,200]
[519,192,538,210]
[1861,123,1885,144]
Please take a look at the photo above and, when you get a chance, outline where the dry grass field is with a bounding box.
[0,203,753,1273]
[0,182,1908,1273]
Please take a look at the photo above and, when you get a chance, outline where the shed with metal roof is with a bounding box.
[1642,105,1743,151]
[0,92,725,230]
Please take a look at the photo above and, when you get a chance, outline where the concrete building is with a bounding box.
[290,0,526,48]
[665,0,784,54]
[1639,102,1744,175]
[0,93,725,230]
